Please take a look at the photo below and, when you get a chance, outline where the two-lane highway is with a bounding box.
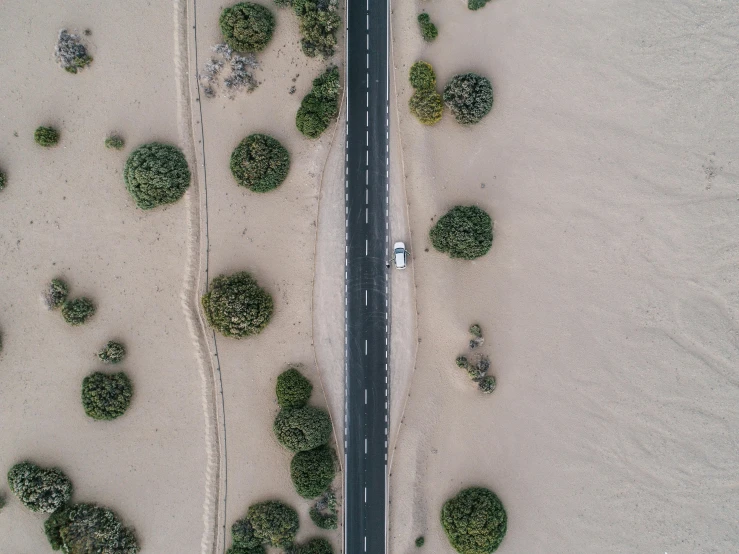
[344,0,390,550]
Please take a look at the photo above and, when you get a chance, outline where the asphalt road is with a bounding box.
[344,0,390,550]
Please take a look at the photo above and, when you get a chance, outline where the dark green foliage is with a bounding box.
[0,493,5,510]
[230,134,290,192]
[409,88,443,125]
[443,73,494,125]
[478,375,496,394]
[455,356,469,369]
[290,445,335,498]
[220,2,275,52]
[35,126,59,147]
[226,545,266,554]
[309,489,337,529]
[416,536,425,547]
[469,324,482,338]
[293,0,341,58]
[276,367,313,409]
[429,206,493,260]
[44,503,139,554]
[105,136,125,150]
[417,13,438,42]
[81,372,133,420]
[468,0,490,10]
[45,278,69,309]
[409,61,436,89]
[441,487,507,554]
[296,67,340,139]
[231,517,262,549]
[98,341,126,364]
[273,406,332,452]
[247,500,299,548]
[292,537,333,554]
[201,272,274,338]
[61,298,95,325]
[124,143,191,210]
[0,170,6,191]
[7,462,72,513]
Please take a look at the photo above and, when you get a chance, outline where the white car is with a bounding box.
[393,242,407,269]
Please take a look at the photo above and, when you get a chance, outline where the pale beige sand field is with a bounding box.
[390,0,739,552]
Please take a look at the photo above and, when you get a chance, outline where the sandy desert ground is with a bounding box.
[389,0,739,552]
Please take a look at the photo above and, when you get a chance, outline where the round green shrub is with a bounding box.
[478,376,496,394]
[290,445,335,498]
[98,341,126,364]
[309,507,338,530]
[409,61,436,89]
[443,73,494,125]
[231,517,262,549]
[417,13,438,42]
[273,406,332,452]
[45,278,69,309]
[441,487,507,554]
[44,503,139,554]
[123,143,191,210]
[429,206,493,260]
[61,297,95,325]
[409,88,443,125]
[293,537,333,554]
[469,324,482,338]
[276,367,313,409]
[7,462,72,513]
[416,536,425,547]
[201,272,274,338]
[105,136,125,150]
[35,126,59,147]
[296,66,340,139]
[247,500,299,548]
[230,134,290,192]
[220,2,276,52]
[455,356,469,369]
[81,372,133,420]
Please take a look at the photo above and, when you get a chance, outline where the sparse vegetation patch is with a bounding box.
[296,66,340,139]
[230,134,290,192]
[220,2,276,52]
[82,372,133,420]
[201,272,274,338]
[124,143,191,209]
[7,461,72,513]
[199,43,260,99]
[35,126,59,147]
[44,278,69,309]
[309,489,338,529]
[443,73,494,125]
[430,205,493,260]
[441,487,507,553]
[455,325,497,395]
[468,0,491,10]
[54,29,92,73]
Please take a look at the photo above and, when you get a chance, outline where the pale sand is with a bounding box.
[0,0,209,552]
[389,0,739,553]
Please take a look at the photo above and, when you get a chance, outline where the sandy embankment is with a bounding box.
[390,0,739,552]
[0,1,209,552]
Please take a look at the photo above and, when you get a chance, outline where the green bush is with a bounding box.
[276,367,313,409]
[409,88,443,125]
[469,324,482,338]
[409,61,436,89]
[293,537,333,554]
[247,500,299,548]
[230,134,290,192]
[124,142,190,210]
[44,503,139,553]
[226,545,266,554]
[443,73,494,125]
[296,67,340,139]
[7,462,72,513]
[220,2,275,52]
[98,341,126,364]
[61,298,95,325]
[294,0,341,58]
[417,13,438,42]
[82,372,133,420]
[35,126,60,147]
[441,487,507,554]
[201,272,274,338]
[429,206,493,260]
[228,517,265,553]
[468,0,490,10]
[309,489,337,529]
[105,136,125,150]
[416,536,425,547]
[290,445,335,498]
[0,170,6,191]
[45,278,69,309]
[455,356,469,369]
[274,406,332,452]
[478,376,496,394]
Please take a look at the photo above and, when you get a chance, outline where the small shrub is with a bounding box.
[35,126,59,147]
[202,272,274,338]
[468,0,490,10]
[124,143,191,210]
[417,13,438,42]
[276,367,313,409]
[98,341,126,364]
[220,2,276,52]
[273,406,332,452]
[479,375,496,394]
[455,356,469,369]
[230,134,290,192]
[429,206,493,260]
[469,324,482,338]
[199,43,260,99]
[293,537,333,554]
[61,297,95,325]
[277,0,341,58]
[470,337,484,349]
[476,356,491,374]
[409,61,436,89]
[415,536,425,547]
[290,445,336,498]
[105,136,125,150]
[296,66,340,139]
[409,88,443,125]
[0,170,6,191]
[54,30,93,73]
[441,487,507,554]
[82,372,133,420]
[44,503,139,553]
[466,365,485,381]
[7,461,72,513]
[443,73,494,125]
[247,500,299,548]
[44,278,69,309]
[309,489,338,529]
